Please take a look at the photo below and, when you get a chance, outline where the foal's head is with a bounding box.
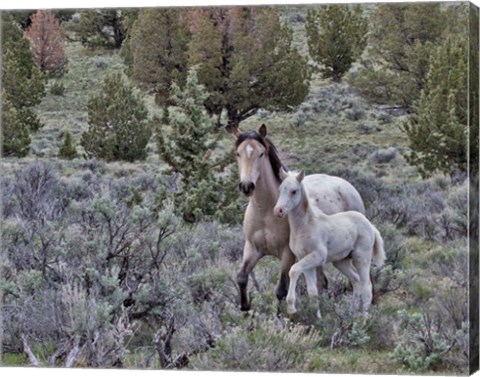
[234,124,284,196]
[274,169,305,218]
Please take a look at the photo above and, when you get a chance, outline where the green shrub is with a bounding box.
[50,81,65,96]
[191,318,321,371]
[81,73,152,162]
[58,131,78,160]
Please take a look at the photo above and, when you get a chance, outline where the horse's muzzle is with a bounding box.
[239,182,255,196]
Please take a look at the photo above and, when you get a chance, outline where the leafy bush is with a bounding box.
[50,82,66,96]
[191,318,321,371]
[81,73,152,162]
[58,132,78,160]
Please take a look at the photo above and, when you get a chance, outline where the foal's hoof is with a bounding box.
[240,303,251,312]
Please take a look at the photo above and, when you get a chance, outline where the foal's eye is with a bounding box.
[259,152,264,158]
[236,153,240,158]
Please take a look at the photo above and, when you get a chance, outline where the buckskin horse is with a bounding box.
[234,124,365,311]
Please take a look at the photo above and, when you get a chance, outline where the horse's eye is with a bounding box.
[291,190,297,195]
[259,152,264,158]
[236,153,240,158]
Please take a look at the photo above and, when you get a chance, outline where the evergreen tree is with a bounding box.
[58,131,78,160]
[351,3,446,112]
[128,8,189,107]
[306,5,367,82]
[25,10,68,77]
[158,69,240,223]
[403,35,468,177]
[2,16,46,112]
[81,73,152,162]
[188,7,310,131]
[2,96,31,157]
[1,15,45,156]
[77,9,127,49]
[189,7,309,129]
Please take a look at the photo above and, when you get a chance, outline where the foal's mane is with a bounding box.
[235,131,286,181]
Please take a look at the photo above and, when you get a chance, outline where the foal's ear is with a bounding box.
[279,167,289,181]
[258,124,267,138]
[296,169,305,183]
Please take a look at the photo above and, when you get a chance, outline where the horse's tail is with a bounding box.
[372,227,386,267]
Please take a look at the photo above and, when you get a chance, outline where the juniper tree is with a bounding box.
[128,8,189,107]
[157,69,240,223]
[77,9,127,49]
[81,73,152,162]
[2,96,31,157]
[2,15,45,155]
[351,3,446,112]
[306,5,367,82]
[25,10,68,77]
[403,35,468,177]
[58,132,78,160]
[188,7,310,131]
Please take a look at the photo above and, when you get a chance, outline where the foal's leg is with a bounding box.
[286,251,326,315]
[333,258,360,288]
[304,268,322,318]
[316,266,329,293]
[237,241,263,311]
[351,249,373,313]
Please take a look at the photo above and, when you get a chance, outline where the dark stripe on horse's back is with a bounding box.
[235,131,286,181]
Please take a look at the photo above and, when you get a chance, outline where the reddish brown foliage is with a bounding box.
[25,10,67,75]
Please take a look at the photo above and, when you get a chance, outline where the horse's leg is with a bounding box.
[287,251,326,315]
[237,241,263,311]
[276,247,295,302]
[304,268,322,318]
[351,250,373,313]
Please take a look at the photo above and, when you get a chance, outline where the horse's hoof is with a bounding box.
[287,307,297,316]
[316,310,322,319]
[240,303,251,312]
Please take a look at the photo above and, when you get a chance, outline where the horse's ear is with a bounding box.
[279,167,289,181]
[296,169,305,183]
[259,124,267,138]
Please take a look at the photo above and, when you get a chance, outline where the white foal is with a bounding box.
[273,169,386,318]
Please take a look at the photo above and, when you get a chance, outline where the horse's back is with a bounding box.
[303,174,365,215]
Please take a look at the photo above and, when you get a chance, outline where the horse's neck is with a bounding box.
[250,161,280,210]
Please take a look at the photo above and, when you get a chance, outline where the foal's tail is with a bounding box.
[372,227,386,267]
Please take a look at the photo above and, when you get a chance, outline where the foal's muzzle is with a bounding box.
[239,181,255,196]
[274,206,286,218]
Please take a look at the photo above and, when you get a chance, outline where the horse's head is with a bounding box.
[234,125,269,196]
[274,169,305,218]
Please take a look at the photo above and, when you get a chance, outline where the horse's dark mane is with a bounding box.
[235,131,286,181]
